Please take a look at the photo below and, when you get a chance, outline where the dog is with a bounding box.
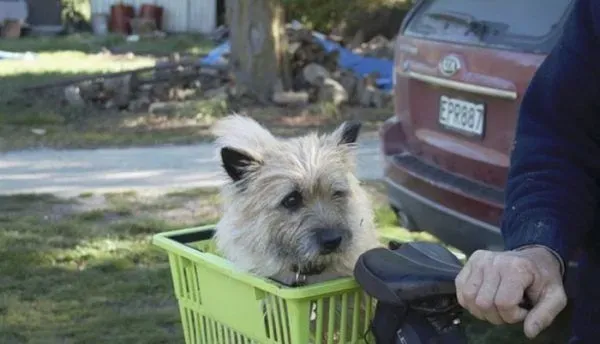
[210,114,381,343]
[211,114,381,286]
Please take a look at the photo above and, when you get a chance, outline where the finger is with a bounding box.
[475,269,503,325]
[455,263,471,309]
[524,287,568,339]
[462,266,485,320]
[495,266,533,323]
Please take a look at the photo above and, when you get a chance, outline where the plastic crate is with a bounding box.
[152,225,382,344]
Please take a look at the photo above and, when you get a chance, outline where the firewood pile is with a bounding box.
[61,56,230,112]
[272,24,393,108]
[59,22,394,112]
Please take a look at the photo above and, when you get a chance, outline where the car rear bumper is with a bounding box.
[383,161,504,255]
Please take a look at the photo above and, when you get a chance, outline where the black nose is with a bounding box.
[315,229,343,254]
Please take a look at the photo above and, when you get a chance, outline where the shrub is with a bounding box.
[284,0,413,38]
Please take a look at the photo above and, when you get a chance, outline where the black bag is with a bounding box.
[353,241,468,344]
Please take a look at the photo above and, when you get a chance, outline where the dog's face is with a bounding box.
[212,115,378,278]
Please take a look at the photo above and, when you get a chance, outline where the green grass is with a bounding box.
[0,190,219,344]
[0,186,572,343]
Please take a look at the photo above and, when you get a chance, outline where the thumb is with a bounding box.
[523,287,567,339]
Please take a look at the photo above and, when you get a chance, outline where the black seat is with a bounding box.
[353,241,462,306]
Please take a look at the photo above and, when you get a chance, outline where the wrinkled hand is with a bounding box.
[455,247,567,339]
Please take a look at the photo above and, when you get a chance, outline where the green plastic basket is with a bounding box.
[152,225,388,344]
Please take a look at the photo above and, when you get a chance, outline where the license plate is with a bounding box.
[439,96,485,137]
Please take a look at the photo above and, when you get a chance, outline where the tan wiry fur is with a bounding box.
[211,114,381,285]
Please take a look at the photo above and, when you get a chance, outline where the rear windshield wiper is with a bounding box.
[426,11,489,39]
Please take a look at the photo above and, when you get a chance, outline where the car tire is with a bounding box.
[391,205,421,232]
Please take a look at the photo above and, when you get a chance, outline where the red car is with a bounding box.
[381,0,576,258]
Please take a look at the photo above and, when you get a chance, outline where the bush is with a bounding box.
[284,0,413,39]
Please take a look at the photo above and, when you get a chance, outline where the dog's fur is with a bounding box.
[211,114,381,285]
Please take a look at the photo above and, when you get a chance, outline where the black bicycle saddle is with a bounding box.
[353,241,463,305]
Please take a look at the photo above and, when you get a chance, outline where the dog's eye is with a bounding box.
[333,190,348,199]
[281,191,303,210]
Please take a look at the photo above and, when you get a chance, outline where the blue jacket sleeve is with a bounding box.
[501,0,600,264]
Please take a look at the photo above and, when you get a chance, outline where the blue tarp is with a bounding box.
[200,30,393,91]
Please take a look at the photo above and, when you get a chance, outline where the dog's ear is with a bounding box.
[334,120,362,146]
[220,147,259,182]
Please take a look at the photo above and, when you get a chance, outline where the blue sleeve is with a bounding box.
[501,0,600,263]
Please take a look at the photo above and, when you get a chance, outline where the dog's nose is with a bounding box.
[315,229,343,254]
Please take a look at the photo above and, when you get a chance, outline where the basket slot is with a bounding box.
[179,306,191,344]
[202,316,211,344]
[339,293,349,342]
[189,309,196,343]
[218,321,227,344]
[214,320,222,343]
[226,328,235,343]
[181,308,199,344]
[351,291,361,342]
[264,295,277,341]
[177,256,203,305]
[264,294,293,344]
[314,299,325,341]
[363,293,374,335]
[327,296,337,343]
[196,309,208,344]
[277,297,292,344]
[209,318,218,343]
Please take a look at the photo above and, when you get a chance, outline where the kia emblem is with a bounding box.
[439,55,461,76]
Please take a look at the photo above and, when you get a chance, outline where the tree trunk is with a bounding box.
[226,0,291,103]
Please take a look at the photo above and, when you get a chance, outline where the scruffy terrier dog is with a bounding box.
[211,114,381,286]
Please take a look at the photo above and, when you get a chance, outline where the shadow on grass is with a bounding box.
[0,255,182,344]
[0,192,222,343]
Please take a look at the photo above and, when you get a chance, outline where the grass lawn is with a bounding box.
[0,181,573,343]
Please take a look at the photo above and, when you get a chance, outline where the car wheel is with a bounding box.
[391,205,421,232]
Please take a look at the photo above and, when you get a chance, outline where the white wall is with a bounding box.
[89,0,216,34]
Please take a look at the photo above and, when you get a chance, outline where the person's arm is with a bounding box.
[502,0,600,268]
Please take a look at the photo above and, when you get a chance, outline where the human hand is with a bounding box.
[455,246,567,339]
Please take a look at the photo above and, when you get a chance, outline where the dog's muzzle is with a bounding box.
[313,228,346,255]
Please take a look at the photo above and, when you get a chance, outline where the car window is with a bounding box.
[403,0,575,53]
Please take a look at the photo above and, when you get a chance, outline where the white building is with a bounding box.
[90,0,223,34]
